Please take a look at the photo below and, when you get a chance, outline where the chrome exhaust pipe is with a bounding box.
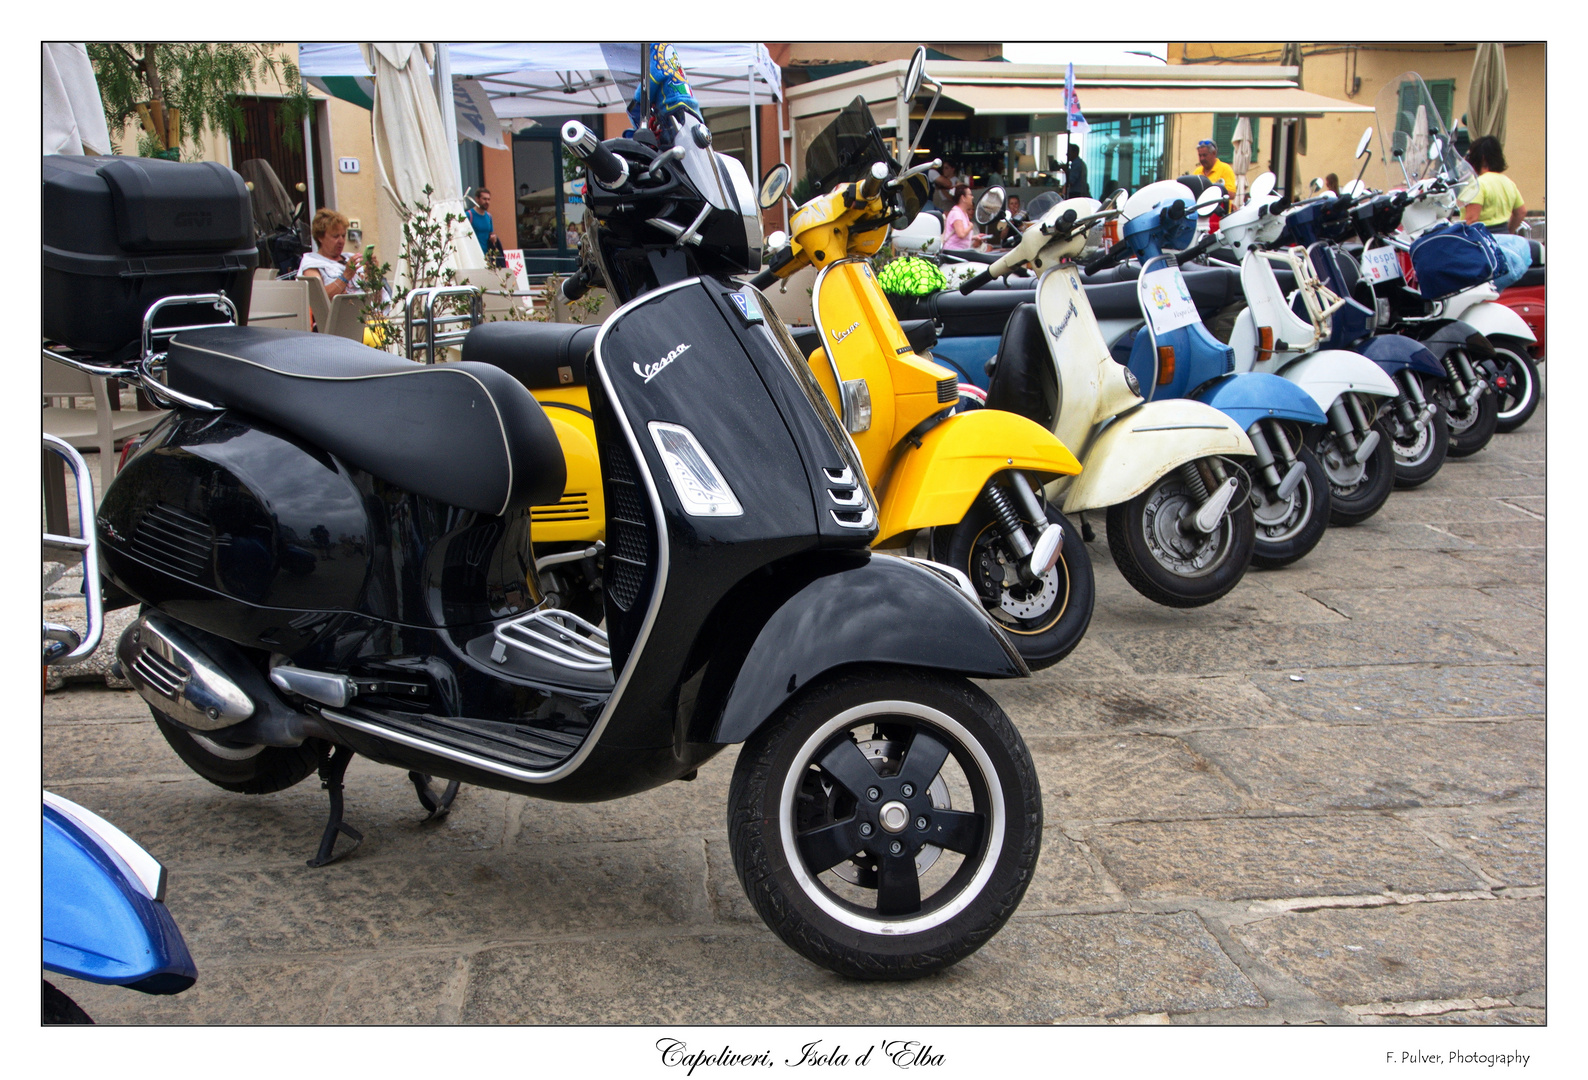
[117,613,254,732]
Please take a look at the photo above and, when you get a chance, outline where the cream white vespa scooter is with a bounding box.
[1220,171,1403,523]
[960,196,1258,608]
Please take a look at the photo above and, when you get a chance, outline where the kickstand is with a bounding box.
[408,772,461,822]
[308,744,363,868]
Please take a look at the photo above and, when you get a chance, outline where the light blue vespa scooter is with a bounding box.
[43,433,196,1022]
[1097,182,1336,568]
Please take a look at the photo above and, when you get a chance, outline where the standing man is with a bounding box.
[1062,144,1089,199]
[928,161,958,211]
[1192,139,1238,202]
[467,188,499,258]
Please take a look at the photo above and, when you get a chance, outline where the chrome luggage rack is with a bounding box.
[42,293,239,412]
[491,604,612,673]
[404,285,483,364]
[43,434,103,666]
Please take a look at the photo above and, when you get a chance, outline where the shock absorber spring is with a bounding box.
[984,483,1034,561]
[1180,460,1211,502]
[1443,354,1470,396]
[1345,392,1373,435]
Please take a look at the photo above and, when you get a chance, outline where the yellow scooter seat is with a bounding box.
[462,322,599,389]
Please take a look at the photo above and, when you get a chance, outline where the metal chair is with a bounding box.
[304,274,368,341]
[42,354,167,493]
[247,278,312,331]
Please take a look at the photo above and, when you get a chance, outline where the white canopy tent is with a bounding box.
[302,41,782,194]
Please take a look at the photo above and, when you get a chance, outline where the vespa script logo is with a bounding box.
[635,343,691,383]
[830,321,860,345]
[1048,300,1079,341]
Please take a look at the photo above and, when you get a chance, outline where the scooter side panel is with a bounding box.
[529,408,606,545]
[874,409,1082,545]
[1275,349,1401,411]
[1193,372,1328,431]
[1059,399,1254,515]
[1452,300,1536,345]
[43,804,196,992]
[704,551,1028,745]
[1356,334,1445,379]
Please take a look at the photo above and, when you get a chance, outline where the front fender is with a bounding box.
[875,408,1081,545]
[1193,371,1329,431]
[1060,398,1253,514]
[43,795,196,993]
[1274,349,1400,411]
[700,552,1028,745]
[1457,301,1536,346]
[1356,334,1445,379]
[1413,320,1496,362]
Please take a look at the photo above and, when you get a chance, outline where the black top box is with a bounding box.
[43,155,257,357]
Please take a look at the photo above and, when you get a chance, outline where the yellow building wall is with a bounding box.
[1167,43,1544,213]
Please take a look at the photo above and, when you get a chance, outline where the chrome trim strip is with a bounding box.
[809,258,870,429]
[896,555,981,607]
[830,506,876,529]
[321,708,569,783]
[1130,424,1234,432]
[43,790,167,902]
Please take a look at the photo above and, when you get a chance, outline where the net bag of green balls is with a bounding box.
[877,256,947,297]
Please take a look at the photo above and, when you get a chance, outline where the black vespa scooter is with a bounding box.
[48,90,1041,980]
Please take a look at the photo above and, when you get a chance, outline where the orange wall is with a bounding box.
[482,145,517,249]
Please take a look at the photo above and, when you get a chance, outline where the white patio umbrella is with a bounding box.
[43,42,111,156]
[1468,43,1508,148]
[362,42,484,281]
[1230,116,1252,205]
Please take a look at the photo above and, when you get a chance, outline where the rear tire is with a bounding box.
[728,666,1041,980]
[1105,462,1255,607]
[931,501,1094,670]
[1250,445,1330,569]
[151,707,325,794]
[1490,339,1541,433]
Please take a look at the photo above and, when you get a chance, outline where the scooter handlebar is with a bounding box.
[748,267,779,289]
[561,265,592,301]
[562,121,629,189]
[958,269,995,295]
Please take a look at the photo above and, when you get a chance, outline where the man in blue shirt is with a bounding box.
[467,188,497,256]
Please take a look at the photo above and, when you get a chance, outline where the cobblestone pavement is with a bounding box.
[44,400,1544,1027]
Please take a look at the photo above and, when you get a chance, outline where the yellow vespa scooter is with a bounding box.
[749,70,1092,669]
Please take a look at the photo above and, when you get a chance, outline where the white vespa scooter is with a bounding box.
[960,196,1259,608]
[1220,172,1402,524]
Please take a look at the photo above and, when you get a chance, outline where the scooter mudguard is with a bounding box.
[530,393,606,545]
[1192,371,1328,432]
[1413,320,1497,363]
[707,551,1028,744]
[1356,334,1444,380]
[1453,300,1536,346]
[43,794,196,994]
[874,408,1082,545]
[1060,398,1254,515]
[1274,349,1400,412]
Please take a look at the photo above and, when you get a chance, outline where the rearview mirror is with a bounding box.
[1429,137,1444,163]
[1249,172,1276,201]
[904,47,926,102]
[758,163,791,210]
[1195,184,1224,217]
[1356,127,1374,159]
[975,185,1006,225]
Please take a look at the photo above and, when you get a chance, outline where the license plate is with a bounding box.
[1361,245,1402,284]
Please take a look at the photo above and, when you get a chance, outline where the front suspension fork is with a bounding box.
[1327,392,1381,463]
[984,471,1064,583]
[1443,349,1489,409]
[1393,369,1436,430]
[1248,419,1306,500]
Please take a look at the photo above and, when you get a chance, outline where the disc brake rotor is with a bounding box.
[821,738,950,883]
[1393,416,1431,461]
[970,528,1061,624]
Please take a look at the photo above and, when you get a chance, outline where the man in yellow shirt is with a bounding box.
[1193,139,1238,204]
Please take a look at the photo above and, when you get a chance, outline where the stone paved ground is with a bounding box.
[44,400,1545,1028]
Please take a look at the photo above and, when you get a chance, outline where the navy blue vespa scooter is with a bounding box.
[1091,181,1335,568]
[43,434,196,1022]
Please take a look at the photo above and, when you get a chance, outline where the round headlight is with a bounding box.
[1122,368,1141,396]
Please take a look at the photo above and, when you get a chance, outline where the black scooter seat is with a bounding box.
[461,321,600,389]
[166,327,565,516]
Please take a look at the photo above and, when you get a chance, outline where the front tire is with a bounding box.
[1250,445,1331,569]
[728,667,1041,980]
[151,707,325,794]
[1105,462,1255,607]
[43,980,93,1025]
[1490,339,1541,433]
[1391,382,1449,489]
[931,501,1094,670]
[1318,416,1395,526]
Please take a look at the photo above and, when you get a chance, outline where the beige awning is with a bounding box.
[938,81,1373,118]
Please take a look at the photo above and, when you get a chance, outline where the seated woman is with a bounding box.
[297,208,363,297]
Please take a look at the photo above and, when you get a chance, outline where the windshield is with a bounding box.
[1374,72,1475,190]
[805,96,892,195]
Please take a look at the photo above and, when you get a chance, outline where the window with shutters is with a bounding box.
[1211,115,1262,159]
[1395,79,1457,136]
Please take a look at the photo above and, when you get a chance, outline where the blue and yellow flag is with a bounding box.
[628,44,702,137]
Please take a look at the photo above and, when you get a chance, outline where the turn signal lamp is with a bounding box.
[1157,346,1176,385]
[647,422,743,517]
[1256,326,1275,364]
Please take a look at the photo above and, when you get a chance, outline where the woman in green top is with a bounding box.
[1461,136,1526,234]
